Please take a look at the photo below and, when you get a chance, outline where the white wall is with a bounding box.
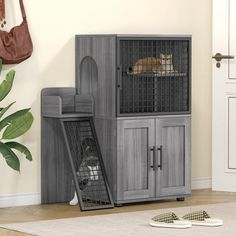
[0,0,212,197]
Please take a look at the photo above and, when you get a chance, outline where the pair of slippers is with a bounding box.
[149,210,223,229]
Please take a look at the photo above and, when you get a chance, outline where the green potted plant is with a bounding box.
[0,59,34,172]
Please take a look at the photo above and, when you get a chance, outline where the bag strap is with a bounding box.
[19,0,26,20]
[0,0,6,27]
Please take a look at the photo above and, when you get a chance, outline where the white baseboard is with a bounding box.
[0,178,212,208]
[0,193,41,208]
[192,177,212,190]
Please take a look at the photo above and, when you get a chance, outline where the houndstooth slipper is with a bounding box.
[149,212,192,228]
[182,210,223,226]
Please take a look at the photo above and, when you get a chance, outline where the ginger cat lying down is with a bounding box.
[132,53,176,74]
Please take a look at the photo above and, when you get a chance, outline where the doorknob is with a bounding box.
[212,53,234,68]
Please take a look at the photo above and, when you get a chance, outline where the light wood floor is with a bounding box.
[1,189,236,236]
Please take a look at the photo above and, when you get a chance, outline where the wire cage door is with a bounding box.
[117,37,191,116]
[61,117,114,211]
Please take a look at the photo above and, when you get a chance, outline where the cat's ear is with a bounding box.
[169,54,173,58]
[160,53,164,58]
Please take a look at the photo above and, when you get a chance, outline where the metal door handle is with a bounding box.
[212,53,234,61]
[157,145,163,170]
[212,53,234,68]
[153,146,157,171]
[148,146,156,171]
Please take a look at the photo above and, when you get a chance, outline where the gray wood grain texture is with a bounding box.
[42,113,93,118]
[156,117,191,196]
[79,56,98,95]
[93,117,118,201]
[41,87,76,96]
[41,88,76,116]
[75,35,117,117]
[41,117,73,204]
[117,119,155,201]
[41,96,62,116]
[114,193,191,205]
[75,94,94,114]
[123,128,148,192]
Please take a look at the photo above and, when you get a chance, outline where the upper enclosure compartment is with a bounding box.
[75,35,191,117]
[117,37,191,115]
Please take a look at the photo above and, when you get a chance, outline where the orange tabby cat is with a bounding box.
[132,57,161,74]
[132,54,175,74]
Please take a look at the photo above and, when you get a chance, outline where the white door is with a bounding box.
[212,0,236,191]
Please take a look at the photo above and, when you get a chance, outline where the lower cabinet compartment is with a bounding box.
[95,115,191,204]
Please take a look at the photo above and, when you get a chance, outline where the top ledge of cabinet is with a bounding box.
[116,114,191,120]
[125,72,187,77]
[75,34,192,39]
[42,113,93,119]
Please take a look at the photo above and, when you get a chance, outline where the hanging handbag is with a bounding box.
[0,0,33,64]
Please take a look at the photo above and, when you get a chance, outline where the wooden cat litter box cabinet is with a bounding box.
[75,34,192,205]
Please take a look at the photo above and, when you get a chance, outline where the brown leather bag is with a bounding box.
[0,0,33,64]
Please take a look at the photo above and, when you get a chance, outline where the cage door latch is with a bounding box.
[212,53,234,68]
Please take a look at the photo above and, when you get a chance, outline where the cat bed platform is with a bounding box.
[41,88,94,118]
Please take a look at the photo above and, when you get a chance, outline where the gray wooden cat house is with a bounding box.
[41,34,191,207]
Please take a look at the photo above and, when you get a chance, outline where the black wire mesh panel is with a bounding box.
[118,38,190,115]
[62,118,114,211]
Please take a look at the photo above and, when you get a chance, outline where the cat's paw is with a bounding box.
[69,191,78,205]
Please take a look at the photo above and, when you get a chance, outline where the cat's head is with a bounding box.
[160,53,172,65]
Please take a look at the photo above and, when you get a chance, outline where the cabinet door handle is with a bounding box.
[148,146,156,171]
[153,146,157,171]
[157,145,163,170]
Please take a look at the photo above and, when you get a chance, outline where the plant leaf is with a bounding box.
[5,142,32,161]
[0,69,15,102]
[0,108,30,133]
[2,112,33,140]
[0,142,20,171]
[0,102,15,120]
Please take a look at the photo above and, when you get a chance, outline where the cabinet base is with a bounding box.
[114,194,190,205]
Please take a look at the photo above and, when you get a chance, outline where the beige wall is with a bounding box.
[0,0,212,195]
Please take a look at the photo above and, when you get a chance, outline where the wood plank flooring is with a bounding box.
[1,189,236,236]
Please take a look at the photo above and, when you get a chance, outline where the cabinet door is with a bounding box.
[156,117,191,197]
[117,119,155,201]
